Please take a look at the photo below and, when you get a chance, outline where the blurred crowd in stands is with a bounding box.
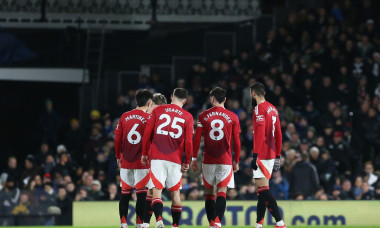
[2,0,380,225]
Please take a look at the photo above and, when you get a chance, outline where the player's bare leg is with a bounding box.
[152,188,164,228]
[135,188,148,228]
[204,187,216,228]
[214,186,227,228]
[255,178,286,228]
[119,188,132,228]
[170,190,182,228]
[143,189,154,228]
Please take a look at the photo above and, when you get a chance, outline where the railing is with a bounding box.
[0,0,261,30]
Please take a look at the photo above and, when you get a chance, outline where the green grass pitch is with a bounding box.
[7,226,380,228]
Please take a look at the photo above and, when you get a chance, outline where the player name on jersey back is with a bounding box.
[203,111,232,123]
[124,114,147,124]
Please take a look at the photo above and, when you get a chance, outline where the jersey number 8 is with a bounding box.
[209,119,224,141]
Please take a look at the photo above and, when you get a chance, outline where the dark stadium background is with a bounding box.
[1,0,380,227]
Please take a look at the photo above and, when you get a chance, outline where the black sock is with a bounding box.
[256,190,266,224]
[145,195,153,224]
[136,189,147,224]
[152,198,163,221]
[119,189,132,224]
[215,192,226,223]
[171,205,182,227]
[205,194,216,223]
[259,188,282,222]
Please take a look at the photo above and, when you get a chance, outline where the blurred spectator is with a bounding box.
[361,182,374,200]
[39,99,61,147]
[56,185,72,225]
[104,183,120,201]
[88,180,104,201]
[364,161,379,186]
[289,153,319,198]
[35,143,51,166]
[64,119,86,162]
[1,156,20,188]
[227,189,243,200]
[270,171,289,200]
[20,155,38,188]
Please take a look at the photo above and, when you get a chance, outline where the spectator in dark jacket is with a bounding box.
[270,171,289,200]
[1,156,20,188]
[56,186,72,225]
[40,99,61,147]
[289,153,319,198]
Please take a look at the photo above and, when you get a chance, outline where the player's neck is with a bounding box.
[255,97,266,105]
[171,101,183,108]
[135,106,148,112]
[213,103,224,108]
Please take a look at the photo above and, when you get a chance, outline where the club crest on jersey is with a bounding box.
[256,115,264,122]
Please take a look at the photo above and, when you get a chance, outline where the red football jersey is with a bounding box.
[114,109,150,169]
[252,101,282,160]
[193,106,241,165]
[142,104,194,165]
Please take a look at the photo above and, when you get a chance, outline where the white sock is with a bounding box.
[276,220,285,226]
[143,223,150,228]
[121,223,128,228]
[255,223,263,228]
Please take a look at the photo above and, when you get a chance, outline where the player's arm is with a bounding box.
[184,115,194,165]
[273,114,282,172]
[141,111,156,165]
[232,117,241,165]
[274,115,282,157]
[114,117,123,167]
[192,119,203,160]
[232,117,241,172]
[251,108,266,170]
[191,119,203,172]
[253,110,266,156]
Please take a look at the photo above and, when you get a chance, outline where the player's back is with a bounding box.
[253,101,281,159]
[149,104,193,164]
[198,106,240,164]
[117,109,149,169]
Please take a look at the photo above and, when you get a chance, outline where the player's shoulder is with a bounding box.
[120,110,133,118]
[181,108,193,120]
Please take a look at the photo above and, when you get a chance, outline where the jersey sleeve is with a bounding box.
[184,114,194,164]
[232,116,241,163]
[114,117,123,159]
[274,113,282,157]
[142,111,156,156]
[192,117,203,160]
[253,106,266,156]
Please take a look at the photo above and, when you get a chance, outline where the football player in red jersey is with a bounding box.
[191,87,241,228]
[114,89,153,228]
[143,93,167,228]
[141,88,193,228]
[250,82,286,228]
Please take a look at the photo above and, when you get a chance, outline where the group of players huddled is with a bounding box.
[114,82,287,228]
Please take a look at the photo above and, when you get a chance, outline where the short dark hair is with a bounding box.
[250,82,266,96]
[173,88,188,100]
[152,93,167,105]
[135,89,153,107]
[209,87,226,103]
